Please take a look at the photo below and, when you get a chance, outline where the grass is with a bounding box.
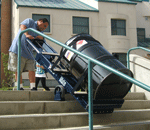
[0,86,30,91]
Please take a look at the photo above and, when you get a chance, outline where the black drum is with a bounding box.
[60,34,133,99]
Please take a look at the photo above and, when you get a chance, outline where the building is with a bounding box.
[0,0,149,86]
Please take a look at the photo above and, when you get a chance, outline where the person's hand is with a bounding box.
[25,34,35,39]
[20,24,35,40]
[35,35,44,40]
[41,66,45,69]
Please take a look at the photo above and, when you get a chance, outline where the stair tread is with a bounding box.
[0,100,76,103]
[44,120,150,130]
[1,109,150,117]
[0,91,148,129]
[0,112,88,117]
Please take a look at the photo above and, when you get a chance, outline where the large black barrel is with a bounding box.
[60,34,133,99]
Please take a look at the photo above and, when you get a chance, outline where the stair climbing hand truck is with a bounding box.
[26,34,133,114]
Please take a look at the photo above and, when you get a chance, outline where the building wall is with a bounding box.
[12,2,20,40]
[136,2,150,39]
[13,6,100,53]
[15,6,99,79]
[97,2,137,53]
[130,1,150,57]
[13,3,137,53]
[11,1,137,80]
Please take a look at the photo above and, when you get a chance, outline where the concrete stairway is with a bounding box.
[0,89,150,130]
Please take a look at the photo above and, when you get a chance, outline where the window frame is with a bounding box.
[137,28,145,42]
[72,16,90,35]
[111,19,126,36]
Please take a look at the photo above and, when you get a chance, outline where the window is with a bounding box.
[111,19,126,36]
[73,16,89,34]
[32,14,50,33]
[137,28,145,42]
[112,53,127,66]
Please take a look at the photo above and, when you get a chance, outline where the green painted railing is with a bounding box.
[127,46,150,69]
[127,46,150,92]
[18,28,150,130]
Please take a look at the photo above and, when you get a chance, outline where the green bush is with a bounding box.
[1,53,15,88]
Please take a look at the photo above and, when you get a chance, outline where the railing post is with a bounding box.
[88,60,93,130]
[127,49,131,70]
[17,33,22,90]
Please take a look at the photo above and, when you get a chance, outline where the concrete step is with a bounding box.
[0,90,75,101]
[0,99,149,115]
[1,109,150,129]
[116,100,150,110]
[0,101,85,115]
[124,92,146,100]
[2,121,150,130]
[0,91,145,101]
[13,88,45,91]
[0,92,147,130]
[43,120,150,130]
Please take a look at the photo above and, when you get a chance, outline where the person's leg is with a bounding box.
[24,59,35,89]
[15,72,23,89]
[35,77,40,89]
[41,77,50,91]
[8,52,24,90]
[41,77,46,88]
[29,70,35,89]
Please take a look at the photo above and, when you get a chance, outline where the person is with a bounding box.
[32,62,50,91]
[8,18,49,90]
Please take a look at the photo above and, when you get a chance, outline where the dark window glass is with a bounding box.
[111,19,126,36]
[73,17,89,34]
[137,28,145,42]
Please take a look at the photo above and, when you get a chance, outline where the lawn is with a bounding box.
[0,86,30,91]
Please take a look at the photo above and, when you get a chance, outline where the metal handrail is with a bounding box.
[127,46,150,69]
[126,46,150,92]
[18,28,150,130]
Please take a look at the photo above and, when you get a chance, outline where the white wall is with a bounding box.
[130,54,150,100]
[17,7,99,53]
[12,2,20,41]
[97,2,137,53]
[136,2,150,38]
[16,7,99,79]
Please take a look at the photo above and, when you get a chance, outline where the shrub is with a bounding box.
[1,53,15,87]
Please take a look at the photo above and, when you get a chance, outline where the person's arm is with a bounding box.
[36,64,45,69]
[35,35,44,40]
[20,24,35,39]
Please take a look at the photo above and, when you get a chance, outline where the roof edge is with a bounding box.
[96,0,137,5]
[16,5,99,12]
